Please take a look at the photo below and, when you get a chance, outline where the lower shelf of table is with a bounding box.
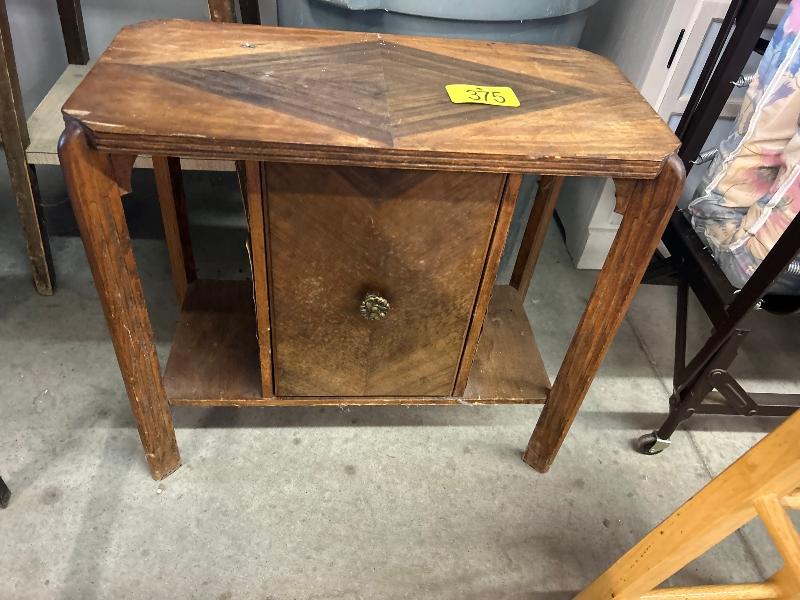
[163,280,550,406]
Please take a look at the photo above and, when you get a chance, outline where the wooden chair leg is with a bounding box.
[153,156,196,305]
[56,0,89,65]
[59,123,180,480]
[576,410,800,600]
[524,155,685,473]
[510,175,564,298]
[0,0,55,295]
[208,0,237,22]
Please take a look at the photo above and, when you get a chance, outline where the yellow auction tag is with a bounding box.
[445,84,520,107]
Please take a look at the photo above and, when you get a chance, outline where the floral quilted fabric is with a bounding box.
[688,0,800,293]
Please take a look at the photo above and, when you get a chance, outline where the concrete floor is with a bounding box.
[1,167,797,599]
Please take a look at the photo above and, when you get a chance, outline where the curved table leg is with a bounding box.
[59,122,181,480]
[524,154,685,472]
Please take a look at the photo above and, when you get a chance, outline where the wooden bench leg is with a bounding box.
[59,122,181,480]
[510,175,564,298]
[154,156,196,305]
[0,1,55,295]
[523,155,685,473]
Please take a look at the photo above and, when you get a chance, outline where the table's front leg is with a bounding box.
[523,154,685,473]
[59,122,181,480]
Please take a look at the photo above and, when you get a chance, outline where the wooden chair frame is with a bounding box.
[0,0,258,295]
[578,410,800,600]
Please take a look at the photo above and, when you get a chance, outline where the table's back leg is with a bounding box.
[59,122,181,480]
[510,175,564,298]
[524,154,685,472]
[153,156,196,306]
[207,0,236,22]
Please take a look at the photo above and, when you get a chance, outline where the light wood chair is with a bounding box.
[0,0,258,295]
[577,411,800,600]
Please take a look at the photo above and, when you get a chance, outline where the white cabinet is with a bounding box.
[559,0,786,269]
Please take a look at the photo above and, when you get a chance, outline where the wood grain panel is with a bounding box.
[166,284,549,405]
[163,280,261,401]
[266,164,503,397]
[62,20,679,178]
[463,285,550,402]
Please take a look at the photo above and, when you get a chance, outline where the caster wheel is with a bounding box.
[635,432,670,455]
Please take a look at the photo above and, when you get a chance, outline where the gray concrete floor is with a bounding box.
[1,167,797,599]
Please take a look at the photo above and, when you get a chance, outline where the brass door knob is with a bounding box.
[360,292,390,320]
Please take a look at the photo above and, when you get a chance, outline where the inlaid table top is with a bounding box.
[62,20,679,177]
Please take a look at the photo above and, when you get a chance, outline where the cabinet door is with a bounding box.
[266,164,504,397]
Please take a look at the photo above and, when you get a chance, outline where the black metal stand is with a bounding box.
[638,0,800,454]
[0,476,10,509]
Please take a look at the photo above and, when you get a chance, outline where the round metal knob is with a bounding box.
[360,292,390,321]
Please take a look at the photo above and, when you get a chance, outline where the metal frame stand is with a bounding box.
[638,0,800,454]
[0,475,9,508]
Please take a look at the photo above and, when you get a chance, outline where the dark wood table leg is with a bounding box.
[510,175,564,298]
[0,1,55,295]
[523,154,685,472]
[59,122,181,480]
[154,156,196,305]
[208,0,236,22]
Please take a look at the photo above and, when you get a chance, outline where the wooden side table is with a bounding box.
[58,20,683,480]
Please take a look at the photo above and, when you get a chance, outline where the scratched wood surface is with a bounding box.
[62,19,679,178]
[266,164,503,397]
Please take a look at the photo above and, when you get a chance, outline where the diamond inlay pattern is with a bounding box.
[144,40,591,145]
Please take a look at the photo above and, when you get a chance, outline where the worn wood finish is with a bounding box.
[208,0,236,22]
[267,163,503,397]
[244,161,273,396]
[163,280,261,401]
[510,175,564,297]
[575,410,800,600]
[58,122,180,479]
[462,285,550,402]
[166,284,549,406]
[453,174,521,396]
[25,65,235,171]
[62,20,679,177]
[524,155,686,473]
[56,0,89,65]
[0,0,54,295]
[61,20,685,476]
[153,155,196,305]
